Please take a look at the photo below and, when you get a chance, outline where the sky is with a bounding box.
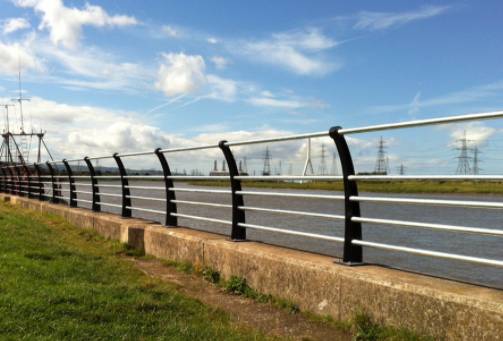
[1,0,503,174]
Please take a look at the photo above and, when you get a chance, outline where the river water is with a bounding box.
[63,180,502,289]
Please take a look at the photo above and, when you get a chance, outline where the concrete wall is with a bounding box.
[2,194,502,340]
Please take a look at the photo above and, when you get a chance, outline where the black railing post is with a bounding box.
[33,163,44,201]
[46,162,58,203]
[23,164,32,198]
[62,159,77,207]
[6,167,14,194]
[13,166,21,196]
[219,140,246,241]
[113,153,131,218]
[155,148,177,226]
[84,157,101,212]
[0,167,6,193]
[329,127,363,265]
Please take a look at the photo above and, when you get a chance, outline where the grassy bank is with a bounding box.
[0,203,270,340]
[187,180,503,194]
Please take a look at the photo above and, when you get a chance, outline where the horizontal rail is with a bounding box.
[353,217,503,236]
[171,199,232,208]
[158,144,220,153]
[74,190,93,195]
[239,222,344,242]
[75,198,93,203]
[225,131,327,146]
[239,206,345,220]
[168,176,229,180]
[125,185,165,190]
[126,195,166,202]
[352,240,503,267]
[96,202,122,208]
[126,206,165,214]
[117,150,154,158]
[169,187,231,194]
[171,212,232,225]
[350,196,503,209]
[338,110,503,134]
[74,182,92,186]
[235,175,343,180]
[95,184,122,188]
[124,175,164,179]
[349,175,503,181]
[237,190,344,200]
[99,192,122,198]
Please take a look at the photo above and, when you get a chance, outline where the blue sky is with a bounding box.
[1,0,503,174]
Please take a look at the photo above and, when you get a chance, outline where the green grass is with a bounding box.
[0,203,271,340]
[187,179,503,194]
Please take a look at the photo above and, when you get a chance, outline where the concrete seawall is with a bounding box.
[2,194,502,340]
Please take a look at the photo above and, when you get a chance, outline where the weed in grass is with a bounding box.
[225,276,250,295]
[202,267,221,284]
[352,312,434,341]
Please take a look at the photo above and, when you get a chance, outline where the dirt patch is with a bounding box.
[128,257,351,341]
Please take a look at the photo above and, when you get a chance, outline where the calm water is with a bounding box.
[56,180,502,289]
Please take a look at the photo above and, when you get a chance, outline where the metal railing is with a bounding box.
[1,110,503,279]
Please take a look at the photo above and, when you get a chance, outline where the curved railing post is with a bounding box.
[219,140,246,241]
[46,162,58,203]
[62,159,77,207]
[113,153,131,218]
[23,164,32,198]
[329,127,363,265]
[0,167,6,193]
[84,157,101,212]
[155,148,177,226]
[33,163,44,201]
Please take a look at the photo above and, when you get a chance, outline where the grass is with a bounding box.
[187,179,503,194]
[0,202,272,340]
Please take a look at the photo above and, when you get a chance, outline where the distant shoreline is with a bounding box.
[185,180,503,194]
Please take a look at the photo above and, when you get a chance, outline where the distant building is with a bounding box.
[209,159,229,176]
[209,159,249,176]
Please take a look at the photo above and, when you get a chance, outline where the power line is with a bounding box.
[262,146,272,176]
[455,131,473,175]
[374,136,389,174]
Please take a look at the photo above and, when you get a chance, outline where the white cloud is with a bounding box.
[247,92,325,110]
[210,56,229,70]
[2,17,31,34]
[369,80,503,115]
[206,75,237,102]
[354,5,449,31]
[449,123,495,148]
[240,28,338,76]
[248,97,308,109]
[0,95,184,160]
[35,41,151,91]
[207,37,218,44]
[155,52,207,97]
[0,41,44,76]
[161,25,180,38]
[16,0,138,49]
